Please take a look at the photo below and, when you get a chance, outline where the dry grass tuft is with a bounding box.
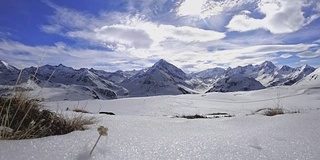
[262,107,284,116]
[251,107,285,116]
[72,108,91,114]
[174,113,234,119]
[179,114,207,119]
[0,93,96,140]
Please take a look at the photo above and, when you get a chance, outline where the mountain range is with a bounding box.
[0,59,318,100]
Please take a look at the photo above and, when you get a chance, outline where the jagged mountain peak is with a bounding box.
[114,70,124,74]
[56,64,75,70]
[256,61,277,70]
[148,59,187,80]
[298,64,314,71]
[154,59,167,65]
[151,59,175,70]
[262,60,275,66]
[279,65,293,71]
[277,65,295,75]
[0,60,18,71]
[0,60,9,68]
[79,68,90,72]
[33,64,74,75]
[57,63,66,67]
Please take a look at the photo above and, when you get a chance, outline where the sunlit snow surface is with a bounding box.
[1,84,320,160]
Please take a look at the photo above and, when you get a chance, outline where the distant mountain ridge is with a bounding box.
[0,59,318,99]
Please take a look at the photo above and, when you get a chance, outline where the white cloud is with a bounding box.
[159,25,225,42]
[0,32,12,39]
[96,25,153,48]
[227,0,320,34]
[41,24,62,34]
[42,0,99,31]
[177,0,207,17]
[226,14,262,32]
[280,53,292,58]
[54,42,67,49]
[65,22,225,52]
[314,39,320,44]
[41,2,226,52]
[297,50,320,58]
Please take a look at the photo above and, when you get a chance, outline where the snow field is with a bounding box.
[1,83,319,160]
[1,110,320,160]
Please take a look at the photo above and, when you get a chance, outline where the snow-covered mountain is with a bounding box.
[281,64,315,85]
[0,59,316,99]
[216,61,315,87]
[121,59,197,97]
[206,73,265,93]
[1,63,128,99]
[189,61,315,92]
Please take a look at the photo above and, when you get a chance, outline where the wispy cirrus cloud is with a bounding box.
[0,40,152,71]
[297,49,320,58]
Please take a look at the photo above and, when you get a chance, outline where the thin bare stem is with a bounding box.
[35,69,55,98]
[90,134,102,155]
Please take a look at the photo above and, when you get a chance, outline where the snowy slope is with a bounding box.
[1,85,320,160]
[294,67,320,87]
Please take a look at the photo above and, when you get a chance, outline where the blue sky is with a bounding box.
[1,0,320,72]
